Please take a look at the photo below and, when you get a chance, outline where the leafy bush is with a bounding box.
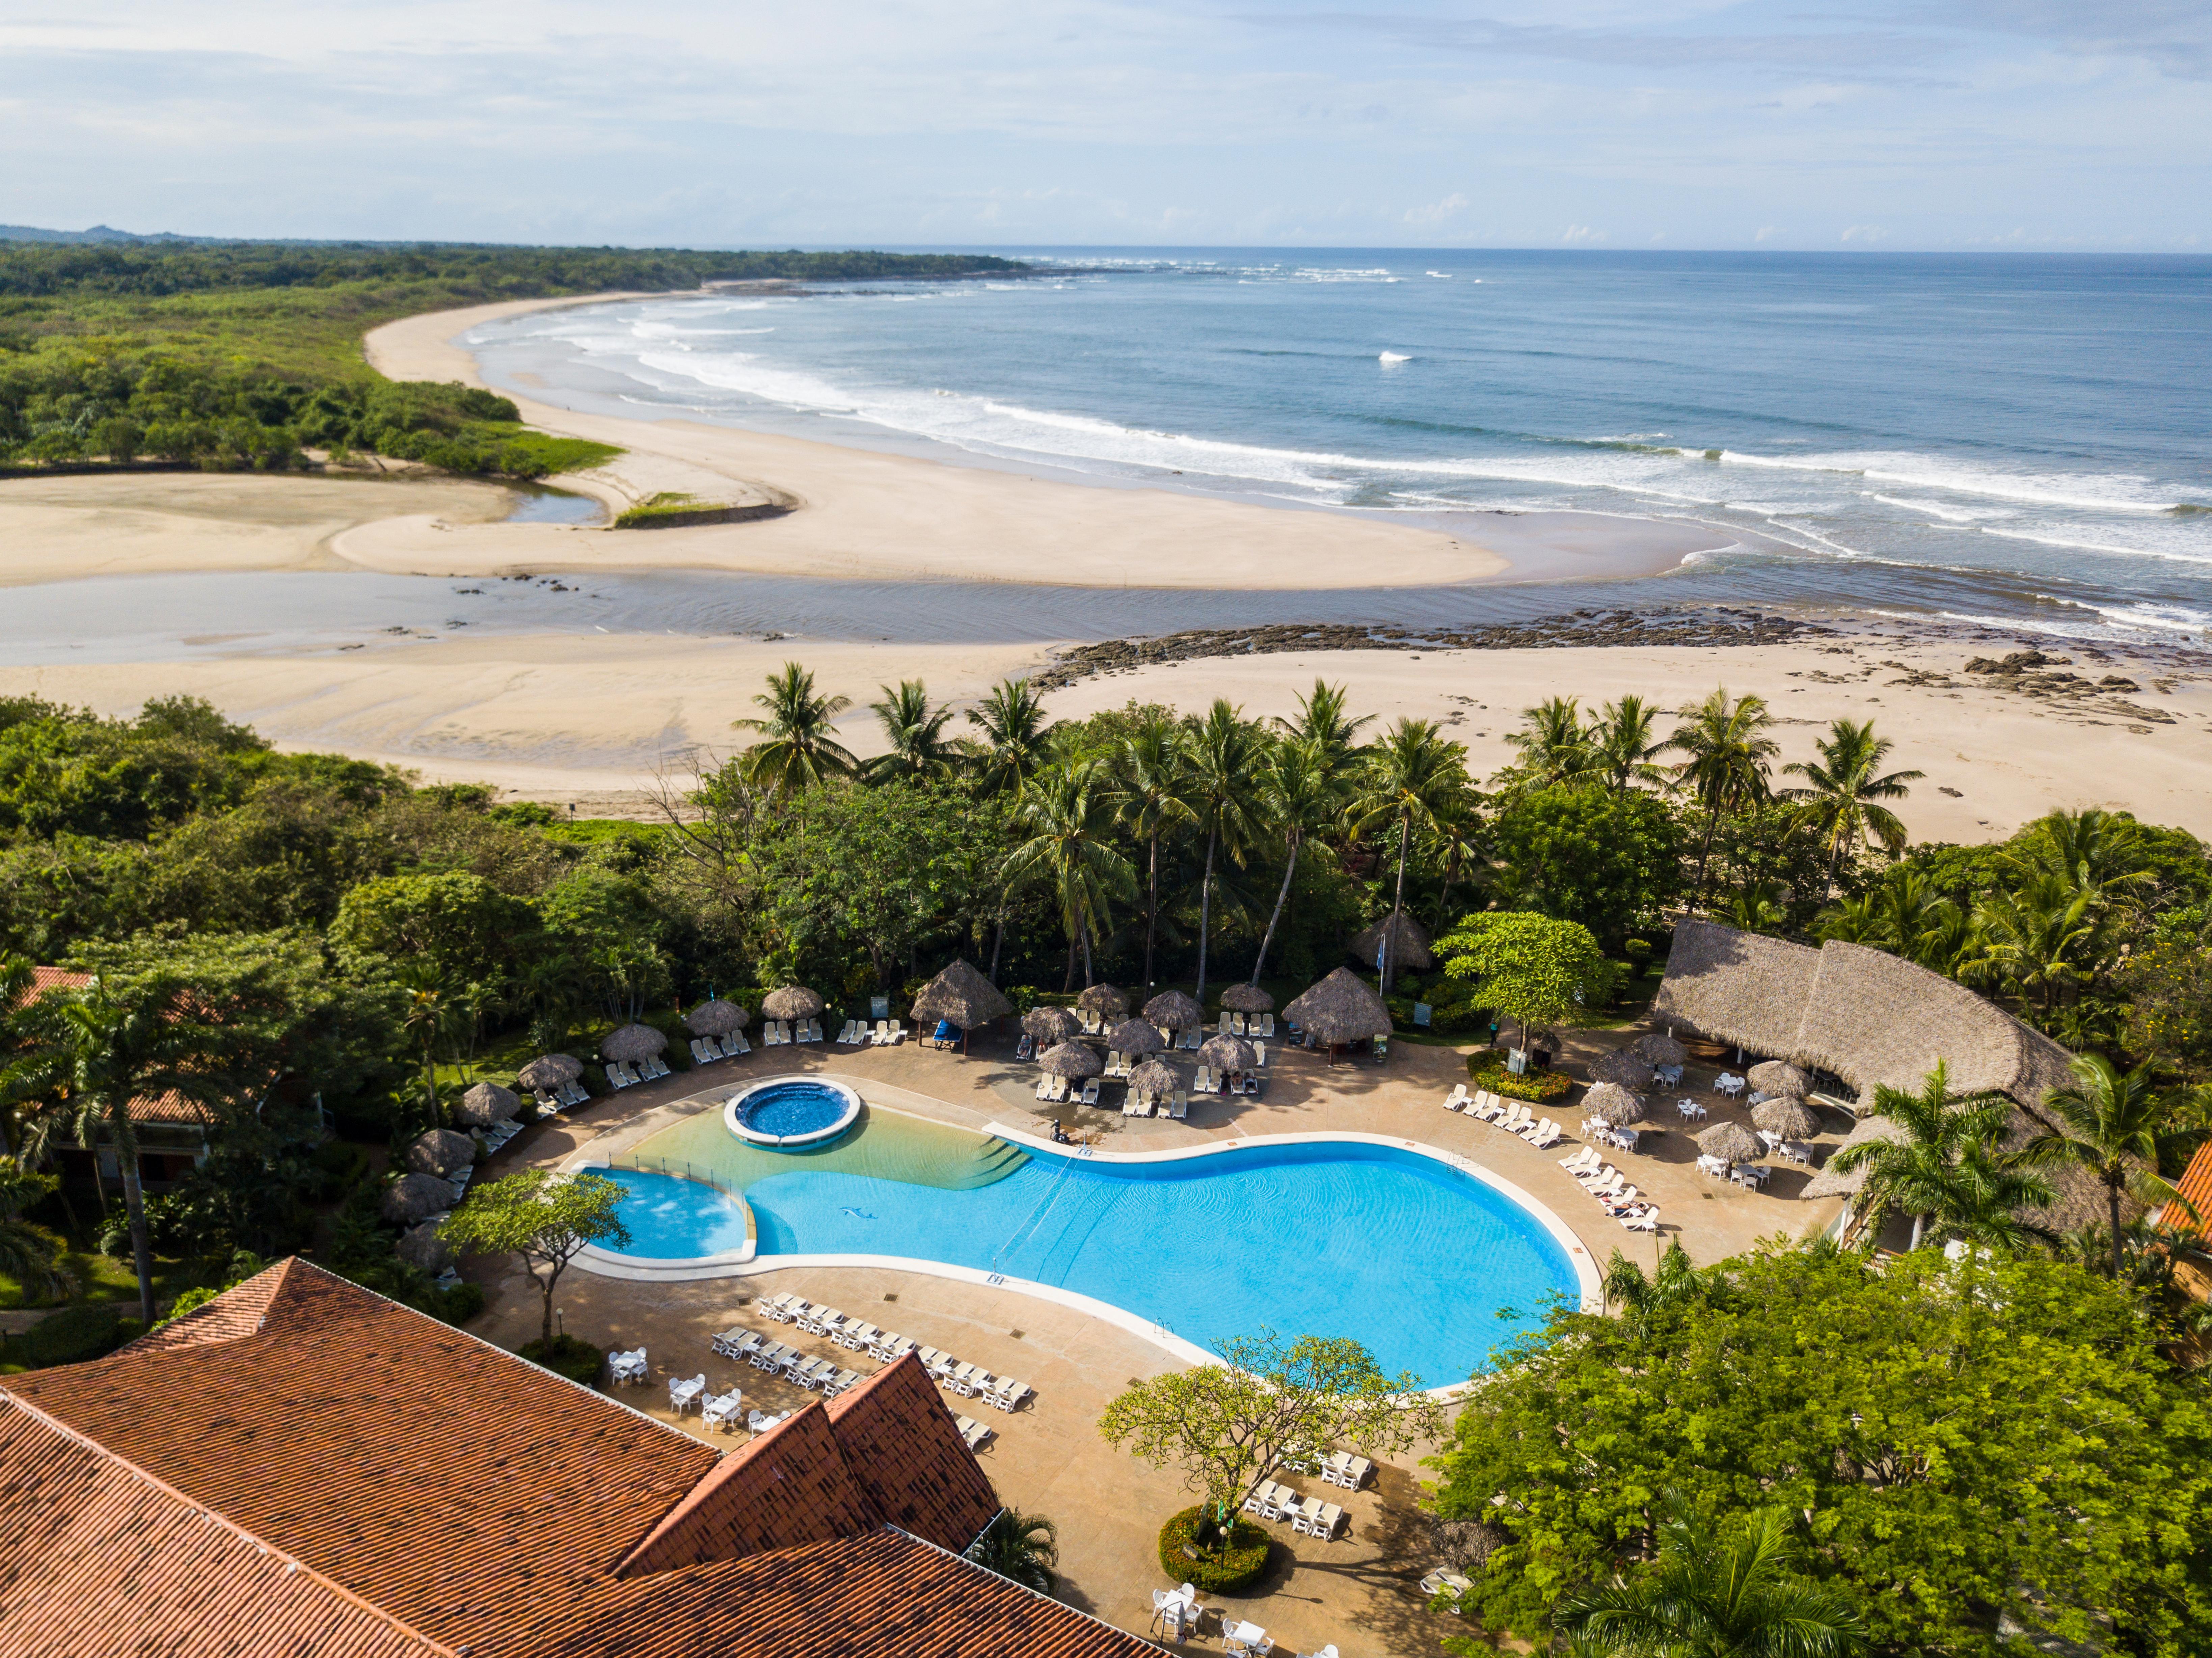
[23,1302,140,1368]
[435,1282,486,1325]
[1158,1507,1273,1594]
[1467,1057,1574,1103]
[519,1332,605,1384]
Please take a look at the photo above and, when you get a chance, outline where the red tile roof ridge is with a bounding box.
[881,1524,1160,1658]
[115,1255,308,1355]
[0,1386,460,1658]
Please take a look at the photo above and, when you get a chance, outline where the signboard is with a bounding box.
[870,995,889,1019]
[1412,1002,1432,1027]
[1506,1048,1528,1075]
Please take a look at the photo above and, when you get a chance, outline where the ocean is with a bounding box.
[468,250,2212,639]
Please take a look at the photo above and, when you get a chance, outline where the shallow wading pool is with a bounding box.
[598,1124,1580,1385]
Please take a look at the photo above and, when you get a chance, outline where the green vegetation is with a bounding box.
[967,1508,1063,1596]
[1430,1239,2212,1656]
[1157,1507,1273,1594]
[613,490,735,527]
[438,1169,630,1344]
[518,1331,609,1385]
[0,240,1022,475]
[1466,1056,1574,1103]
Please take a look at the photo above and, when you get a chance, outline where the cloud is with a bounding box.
[1404,191,1470,225]
[1839,224,1889,242]
[1561,223,1608,243]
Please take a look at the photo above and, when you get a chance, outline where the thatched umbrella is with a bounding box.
[911,959,1014,1041]
[1630,1032,1688,1067]
[517,1053,582,1091]
[684,999,749,1037]
[1582,1082,1647,1126]
[1037,1041,1103,1079]
[1144,990,1204,1032]
[1748,1060,1811,1098]
[1197,1034,1257,1073]
[1586,1050,1653,1089]
[1351,911,1435,975]
[1107,1017,1165,1057]
[1220,982,1274,1014]
[761,986,824,1022]
[1128,1057,1178,1099]
[405,1128,475,1178]
[601,1024,667,1064]
[1023,1006,1082,1045]
[455,1081,520,1128]
[1698,1121,1763,1164]
[1076,983,1129,1018]
[1752,1096,1823,1140]
[1284,967,1392,1046]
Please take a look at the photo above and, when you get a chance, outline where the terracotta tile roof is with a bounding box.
[2163,1141,2212,1238]
[0,1392,449,1658]
[11,965,215,1128]
[3,1260,1157,1658]
[17,965,90,1003]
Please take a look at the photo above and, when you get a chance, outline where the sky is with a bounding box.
[0,0,2206,250]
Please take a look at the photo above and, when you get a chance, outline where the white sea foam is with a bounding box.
[1868,493,2006,523]
[1978,527,2212,566]
[1718,449,2183,513]
[1379,352,1412,364]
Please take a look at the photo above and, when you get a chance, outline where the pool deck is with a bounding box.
[473,1025,1847,1655]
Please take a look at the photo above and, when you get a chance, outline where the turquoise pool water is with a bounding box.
[603,1139,1578,1385]
[735,1079,854,1142]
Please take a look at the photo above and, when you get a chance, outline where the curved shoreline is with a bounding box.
[570,1120,1602,1396]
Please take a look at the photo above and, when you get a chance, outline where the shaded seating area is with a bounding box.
[909,959,1013,1052]
[1104,1015,1164,1080]
[1283,967,1393,1063]
[1220,982,1276,1039]
[684,997,751,1065]
[601,1023,671,1088]
[1145,989,1204,1051]
[761,986,826,1047]
[1076,982,1129,1035]
[518,1052,589,1115]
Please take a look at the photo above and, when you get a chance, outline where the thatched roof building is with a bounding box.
[1022,1006,1081,1045]
[910,960,1013,1032]
[1220,983,1274,1013]
[1656,919,2105,1228]
[1105,1017,1165,1057]
[760,986,824,1022]
[1284,968,1392,1045]
[1350,911,1434,973]
[1037,1041,1102,1079]
[1076,984,1129,1017]
[684,999,749,1036]
[1144,990,1204,1032]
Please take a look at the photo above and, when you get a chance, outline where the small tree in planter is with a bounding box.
[1099,1331,1441,1581]
[439,1169,629,1346]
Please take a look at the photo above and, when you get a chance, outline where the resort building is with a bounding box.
[0,1259,1153,1658]
[1652,919,2109,1233]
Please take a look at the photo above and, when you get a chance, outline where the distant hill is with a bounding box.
[0,223,194,245]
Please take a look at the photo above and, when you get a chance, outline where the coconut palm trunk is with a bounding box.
[1384,812,1412,991]
[1144,828,1161,989]
[1251,826,1301,985]
[1194,828,1218,1006]
[99,1095,155,1324]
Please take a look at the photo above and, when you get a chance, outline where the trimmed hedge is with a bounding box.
[1158,1506,1273,1594]
[519,1332,605,1384]
[22,1303,142,1369]
[1466,1057,1574,1103]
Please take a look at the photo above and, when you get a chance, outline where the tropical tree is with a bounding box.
[0,1155,70,1301]
[1110,708,1191,992]
[1826,1061,2051,1251]
[1667,688,1779,907]
[1249,737,1342,987]
[2025,1053,2185,1279]
[965,1508,1061,1596]
[1969,871,2111,1026]
[1181,701,1271,1007]
[1504,695,1592,787]
[1721,880,1787,935]
[1585,694,1671,793]
[1780,719,1923,899]
[1003,761,1136,989]
[2011,805,2154,900]
[1437,911,1613,1049]
[1555,1490,1871,1658]
[1274,677,1373,779]
[862,679,958,783]
[438,1169,631,1345]
[965,677,1056,796]
[1349,718,1470,990]
[1601,1240,1729,1338]
[398,962,458,1129]
[732,662,857,793]
[0,952,54,1158]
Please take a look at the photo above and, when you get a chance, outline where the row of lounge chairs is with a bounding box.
[752,1291,1034,1417]
[723,1331,866,1397]
[1036,1074,1101,1105]
[607,1055,672,1089]
[1220,1013,1275,1038]
[1560,1147,1659,1231]
[532,1078,591,1115]
[1242,1479,1345,1539]
[1125,1090,1188,1119]
[837,1018,905,1046]
[1193,1066,1263,1097]
[762,1019,822,1047]
[688,1033,753,1065]
[1442,1086,1562,1148]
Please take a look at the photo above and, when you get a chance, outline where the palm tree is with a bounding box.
[1182,702,1271,1007]
[2026,1054,2186,1279]
[1969,871,2109,1026]
[1003,762,1136,989]
[1420,790,1484,931]
[1721,880,1787,935]
[1780,720,1923,899]
[732,662,857,793]
[966,678,1057,796]
[1274,678,1374,777]
[0,952,53,1157]
[1111,708,1191,991]
[22,975,219,1323]
[966,1507,1060,1595]
[862,679,957,783]
[0,1155,70,1301]
[1602,1241,1728,1337]
[1556,1490,1870,1658]
[1667,688,1779,908]
[1348,719,1469,990]
[1249,737,1343,987]
[1504,695,1591,786]
[399,962,457,1129]
[1586,695,1671,793]
[2011,806,2152,899]
[1826,1061,2050,1251]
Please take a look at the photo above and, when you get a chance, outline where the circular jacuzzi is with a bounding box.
[724,1076,863,1149]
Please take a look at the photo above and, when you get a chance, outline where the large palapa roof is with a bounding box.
[909,959,1013,1032]
[0,1260,1153,1658]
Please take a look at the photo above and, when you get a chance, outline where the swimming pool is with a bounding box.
[596,1133,1581,1386]
[724,1077,861,1148]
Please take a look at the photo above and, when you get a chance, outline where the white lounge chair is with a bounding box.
[1080,1077,1101,1106]
[1621,1206,1660,1232]
[1169,1091,1189,1119]
[748,1407,789,1433]
[1179,1027,1202,1051]
[1193,1065,1214,1095]
[1442,1083,1470,1111]
[1600,1185,1641,1215]
[986,1375,1031,1412]
[958,1415,994,1449]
